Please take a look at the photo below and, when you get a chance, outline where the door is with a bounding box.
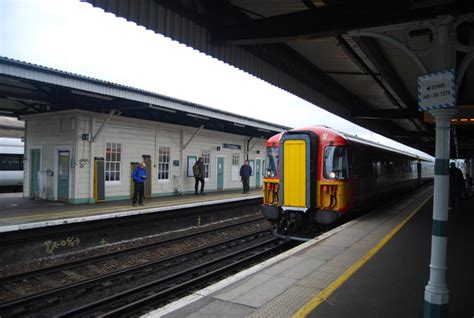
[29,149,40,198]
[216,157,224,191]
[94,157,105,202]
[283,140,306,208]
[256,159,262,188]
[57,151,70,202]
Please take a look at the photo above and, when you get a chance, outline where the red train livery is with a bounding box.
[261,126,433,241]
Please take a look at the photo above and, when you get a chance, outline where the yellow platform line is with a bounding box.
[293,193,433,318]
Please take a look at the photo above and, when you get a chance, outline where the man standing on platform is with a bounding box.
[193,157,205,195]
[240,160,252,194]
[132,161,147,206]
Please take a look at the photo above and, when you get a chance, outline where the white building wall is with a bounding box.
[49,110,268,203]
[23,115,77,200]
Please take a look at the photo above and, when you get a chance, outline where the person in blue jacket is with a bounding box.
[132,162,147,206]
[240,160,252,194]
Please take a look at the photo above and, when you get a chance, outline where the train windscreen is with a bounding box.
[266,146,279,177]
[323,146,349,180]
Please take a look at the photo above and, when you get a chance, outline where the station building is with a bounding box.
[23,109,282,203]
[0,58,288,204]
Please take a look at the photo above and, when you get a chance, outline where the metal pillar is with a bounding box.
[424,16,457,318]
[424,109,456,318]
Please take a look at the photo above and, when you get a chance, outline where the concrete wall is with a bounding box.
[24,110,267,203]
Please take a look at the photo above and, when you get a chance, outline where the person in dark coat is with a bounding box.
[240,160,252,194]
[132,162,147,206]
[449,162,465,212]
[466,173,472,196]
[193,157,205,195]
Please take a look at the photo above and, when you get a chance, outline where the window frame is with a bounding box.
[157,145,171,183]
[231,153,240,181]
[323,145,350,180]
[201,149,210,180]
[0,154,24,171]
[105,142,122,185]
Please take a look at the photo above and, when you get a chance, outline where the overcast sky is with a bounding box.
[0,0,432,158]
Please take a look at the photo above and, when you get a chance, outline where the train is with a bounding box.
[261,126,434,241]
[0,137,24,191]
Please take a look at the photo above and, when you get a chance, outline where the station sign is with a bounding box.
[223,143,241,150]
[418,69,456,111]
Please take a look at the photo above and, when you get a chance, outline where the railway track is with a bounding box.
[0,218,293,317]
[61,234,292,317]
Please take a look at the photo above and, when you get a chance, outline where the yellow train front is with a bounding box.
[262,127,352,241]
[262,126,434,241]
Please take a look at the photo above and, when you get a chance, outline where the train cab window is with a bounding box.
[323,146,349,180]
[0,154,24,171]
[266,146,279,177]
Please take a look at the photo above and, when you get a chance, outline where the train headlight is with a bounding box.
[329,172,336,178]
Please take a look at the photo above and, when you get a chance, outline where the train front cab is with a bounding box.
[263,131,318,240]
[262,129,352,240]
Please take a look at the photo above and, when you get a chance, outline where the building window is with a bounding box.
[105,142,121,182]
[202,149,210,179]
[231,153,240,181]
[158,146,170,181]
[232,153,240,166]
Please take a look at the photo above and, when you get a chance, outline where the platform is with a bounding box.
[148,185,473,318]
[0,189,262,232]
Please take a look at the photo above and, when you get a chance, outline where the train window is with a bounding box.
[266,147,279,177]
[323,146,349,180]
[0,154,23,171]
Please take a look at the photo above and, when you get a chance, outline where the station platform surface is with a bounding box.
[149,185,473,318]
[0,189,262,232]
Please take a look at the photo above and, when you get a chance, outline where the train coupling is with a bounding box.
[261,204,281,221]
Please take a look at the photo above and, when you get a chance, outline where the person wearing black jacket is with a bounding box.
[240,160,252,194]
[449,162,465,212]
[193,157,205,195]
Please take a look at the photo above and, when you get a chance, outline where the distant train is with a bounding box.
[0,137,24,190]
[261,126,434,241]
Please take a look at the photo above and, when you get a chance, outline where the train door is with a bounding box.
[279,132,318,211]
[57,151,70,202]
[29,148,41,198]
[216,156,225,191]
[94,157,105,202]
[417,161,422,185]
[255,159,262,188]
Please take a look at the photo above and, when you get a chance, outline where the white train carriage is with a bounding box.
[0,137,24,189]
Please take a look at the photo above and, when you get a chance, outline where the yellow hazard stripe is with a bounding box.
[293,193,433,318]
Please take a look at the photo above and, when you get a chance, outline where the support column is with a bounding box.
[424,109,456,318]
[180,129,185,193]
[88,116,95,203]
[424,16,457,318]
